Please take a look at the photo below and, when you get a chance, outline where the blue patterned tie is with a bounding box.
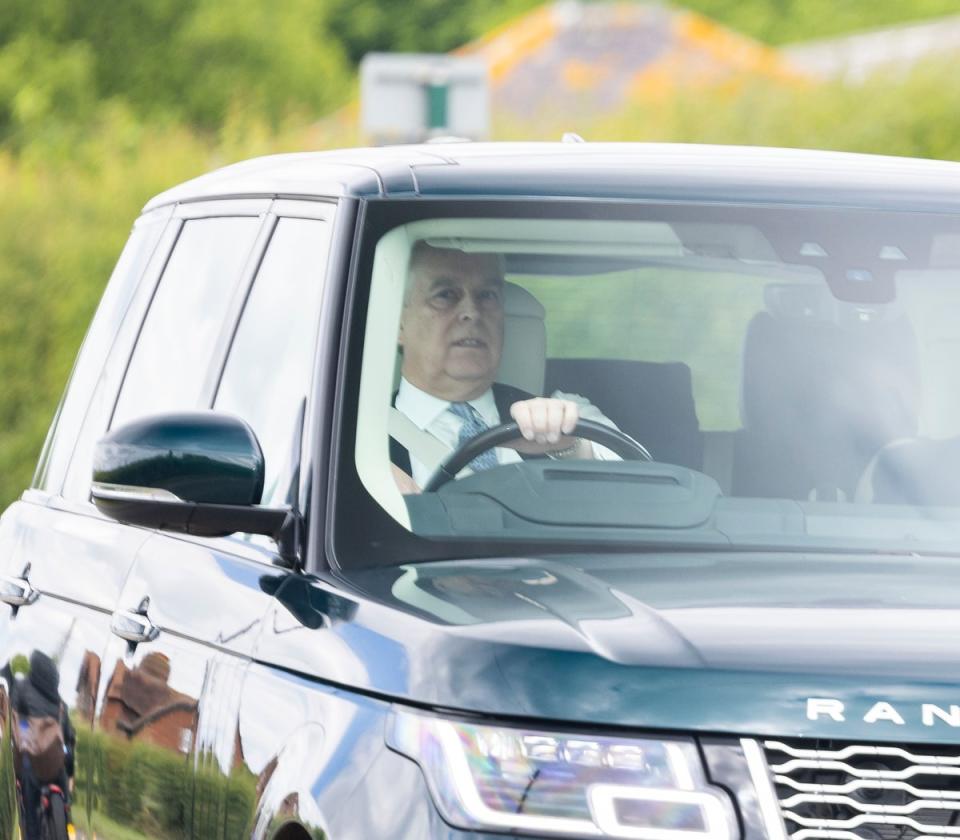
[448,402,498,472]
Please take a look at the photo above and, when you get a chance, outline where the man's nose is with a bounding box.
[456,294,480,321]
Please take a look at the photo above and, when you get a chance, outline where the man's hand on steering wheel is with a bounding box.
[507,397,587,456]
[423,418,652,492]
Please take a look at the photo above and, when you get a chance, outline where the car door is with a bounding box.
[91,200,337,838]
[0,207,179,838]
[38,201,269,838]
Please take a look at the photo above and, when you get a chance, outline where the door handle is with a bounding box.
[0,573,39,607]
[111,597,160,644]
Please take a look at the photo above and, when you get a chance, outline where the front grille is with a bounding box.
[763,739,960,840]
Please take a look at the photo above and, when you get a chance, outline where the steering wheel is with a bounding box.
[423,418,653,492]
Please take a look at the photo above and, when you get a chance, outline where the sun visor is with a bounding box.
[671,222,779,261]
[419,218,683,258]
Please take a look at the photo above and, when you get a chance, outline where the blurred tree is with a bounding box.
[0,0,351,137]
[0,35,97,141]
[327,0,539,64]
[173,0,350,128]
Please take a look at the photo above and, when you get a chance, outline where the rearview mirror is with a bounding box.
[91,412,291,543]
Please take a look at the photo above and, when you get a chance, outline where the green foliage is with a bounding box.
[0,0,351,139]
[0,34,97,145]
[175,0,349,129]
[3,3,960,507]
[326,0,960,61]
[0,120,206,505]
[77,722,257,839]
[586,56,960,161]
[0,699,18,831]
[327,0,540,64]
[679,0,960,44]
[2,0,960,142]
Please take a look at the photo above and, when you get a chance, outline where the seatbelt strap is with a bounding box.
[388,408,452,475]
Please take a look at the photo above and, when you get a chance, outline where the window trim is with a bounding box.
[328,198,815,571]
[208,200,338,407]
[304,198,360,574]
[210,201,339,546]
[40,196,345,572]
[107,200,274,433]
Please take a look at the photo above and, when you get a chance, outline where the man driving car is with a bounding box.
[391,242,616,493]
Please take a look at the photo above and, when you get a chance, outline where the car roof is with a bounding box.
[143,142,960,213]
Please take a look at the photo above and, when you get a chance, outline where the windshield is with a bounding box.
[335,199,960,566]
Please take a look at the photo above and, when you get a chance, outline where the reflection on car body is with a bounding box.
[3,143,960,838]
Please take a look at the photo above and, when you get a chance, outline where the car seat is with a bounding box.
[497,283,547,396]
[733,283,920,501]
[544,358,702,469]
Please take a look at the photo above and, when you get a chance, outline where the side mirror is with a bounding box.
[91,412,294,548]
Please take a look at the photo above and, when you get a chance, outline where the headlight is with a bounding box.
[387,708,738,839]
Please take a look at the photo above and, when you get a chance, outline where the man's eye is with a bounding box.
[431,289,458,306]
[478,290,501,304]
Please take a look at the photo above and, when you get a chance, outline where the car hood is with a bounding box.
[260,551,960,743]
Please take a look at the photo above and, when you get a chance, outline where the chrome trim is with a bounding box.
[91,482,182,503]
[792,833,952,840]
[0,575,39,607]
[765,741,960,766]
[771,760,960,781]
[742,738,788,840]
[783,812,960,834]
[110,608,160,644]
[781,793,960,814]
[775,774,960,799]
[764,739,960,840]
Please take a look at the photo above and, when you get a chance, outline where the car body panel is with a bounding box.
[88,532,284,838]
[0,500,149,836]
[144,143,960,211]
[234,661,528,839]
[256,552,960,745]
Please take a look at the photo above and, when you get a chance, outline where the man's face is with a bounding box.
[399,245,505,401]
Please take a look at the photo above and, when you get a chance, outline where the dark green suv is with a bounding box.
[3,142,960,839]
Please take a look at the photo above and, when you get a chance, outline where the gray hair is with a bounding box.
[404,241,505,305]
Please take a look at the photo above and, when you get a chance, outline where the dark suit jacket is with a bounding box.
[390,382,538,475]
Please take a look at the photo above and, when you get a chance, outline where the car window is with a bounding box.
[214,216,333,509]
[112,217,260,427]
[337,201,960,566]
[34,210,171,494]
[519,269,767,430]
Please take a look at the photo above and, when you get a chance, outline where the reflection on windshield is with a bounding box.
[352,205,960,555]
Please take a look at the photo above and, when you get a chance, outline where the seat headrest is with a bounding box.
[737,295,921,499]
[498,282,546,396]
[741,292,920,448]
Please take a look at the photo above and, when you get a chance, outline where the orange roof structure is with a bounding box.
[456,1,804,120]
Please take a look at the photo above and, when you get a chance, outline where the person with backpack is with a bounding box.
[12,651,76,839]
